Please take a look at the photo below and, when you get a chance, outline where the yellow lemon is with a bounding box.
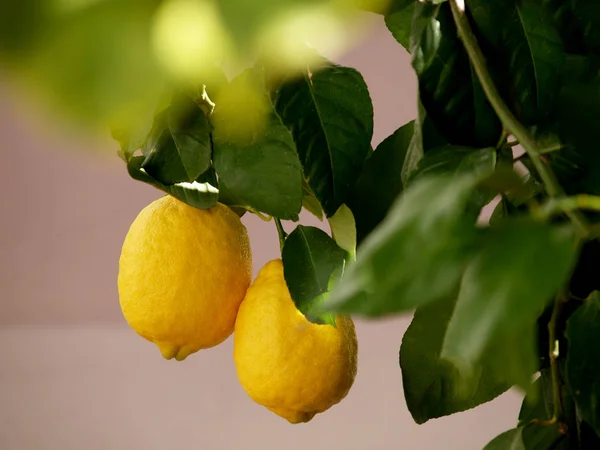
[118,195,252,361]
[233,259,358,423]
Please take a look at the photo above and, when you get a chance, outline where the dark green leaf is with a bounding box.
[466,0,564,124]
[411,2,501,147]
[168,95,212,181]
[216,179,246,217]
[324,174,485,317]
[273,57,374,216]
[127,156,218,209]
[384,0,415,51]
[348,120,413,245]
[282,226,347,325]
[401,99,447,184]
[546,82,600,198]
[213,112,303,220]
[410,146,496,181]
[400,296,509,424]
[441,221,578,388]
[483,425,562,450]
[410,145,497,215]
[518,374,552,427]
[566,292,600,437]
[142,129,189,185]
[484,428,526,450]
[571,0,600,53]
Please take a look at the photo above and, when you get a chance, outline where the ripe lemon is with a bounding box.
[118,195,252,361]
[233,259,358,423]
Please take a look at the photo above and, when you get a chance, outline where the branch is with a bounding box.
[448,0,589,235]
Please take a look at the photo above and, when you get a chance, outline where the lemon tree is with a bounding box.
[5,0,600,446]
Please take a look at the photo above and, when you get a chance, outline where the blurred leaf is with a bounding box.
[168,94,212,181]
[384,0,415,51]
[348,120,413,245]
[213,112,303,220]
[400,296,509,424]
[411,2,501,147]
[127,156,218,209]
[25,1,165,126]
[483,425,562,450]
[328,204,357,260]
[441,221,578,388]
[466,0,564,124]
[273,57,374,216]
[282,225,347,325]
[323,174,486,317]
[566,292,600,437]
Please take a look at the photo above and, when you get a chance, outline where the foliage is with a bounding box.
[5,0,600,447]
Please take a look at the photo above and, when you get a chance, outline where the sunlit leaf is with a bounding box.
[127,157,218,209]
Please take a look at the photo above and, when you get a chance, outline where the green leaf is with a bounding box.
[410,146,497,210]
[441,221,578,388]
[328,204,357,260]
[483,425,562,450]
[282,226,347,326]
[466,0,564,124]
[565,292,600,437]
[518,375,551,427]
[400,296,509,424]
[168,95,212,181]
[546,82,600,198]
[571,0,600,53]
[142,127,189,185]
[484,428,526,450]
[384,0,415,51]
[213,112,303,220]
[323,174,485,317]
[401,99,447,184]
[410,146,496,181]
[302,190,324,221]
[348,120,413,245]
[411,2,501,147]
[216,179,247,218]
[273,57,374,216]
[127,157,218,209]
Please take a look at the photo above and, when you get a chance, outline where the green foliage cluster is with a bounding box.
[6,0,600,448]
[111,0,600,447]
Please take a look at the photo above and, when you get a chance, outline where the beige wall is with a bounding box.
[0,16,521,449]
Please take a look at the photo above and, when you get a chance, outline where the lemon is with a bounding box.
[233,259,358,423]
[118,195,252,361]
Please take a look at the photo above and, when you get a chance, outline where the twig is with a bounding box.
[448,0,589,236]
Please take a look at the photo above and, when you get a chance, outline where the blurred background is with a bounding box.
[1,2,521,449]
